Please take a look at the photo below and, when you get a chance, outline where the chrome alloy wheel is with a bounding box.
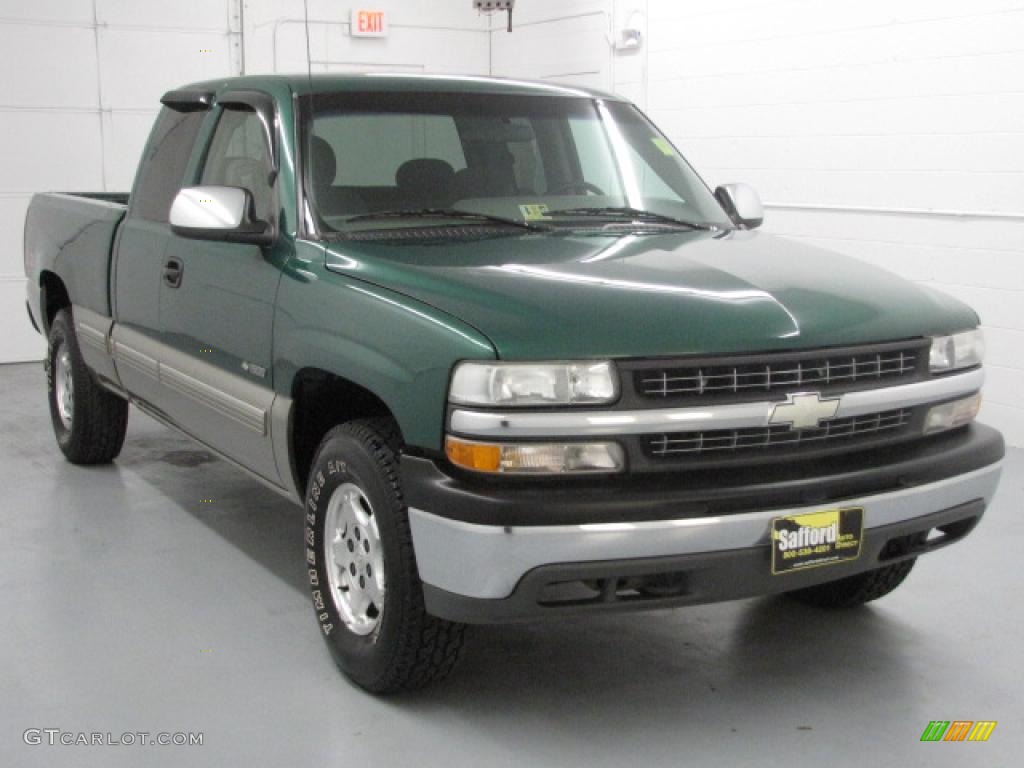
[323,482,386,635]
[54,343,74,429]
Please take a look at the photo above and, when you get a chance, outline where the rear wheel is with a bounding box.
[786,559,916,608]
[47,309,128,464]
[305,418,465,693]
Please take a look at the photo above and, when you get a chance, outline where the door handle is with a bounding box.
[163,258,183,288]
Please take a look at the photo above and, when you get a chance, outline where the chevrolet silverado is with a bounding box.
[24,74,1004,693]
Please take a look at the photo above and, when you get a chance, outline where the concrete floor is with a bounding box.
[1,360,1021,767]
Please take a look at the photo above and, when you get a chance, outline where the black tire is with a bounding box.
[47,309,128,465]
[786,559,917,609]
[305,418,465,693]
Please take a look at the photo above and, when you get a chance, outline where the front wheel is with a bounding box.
[305,419,465,693]
[47,309,128,464]
[786,559,917,608]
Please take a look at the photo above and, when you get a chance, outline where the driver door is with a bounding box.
[157,101,282,483]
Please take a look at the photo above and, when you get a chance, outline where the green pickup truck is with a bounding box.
[24,74,1004,693]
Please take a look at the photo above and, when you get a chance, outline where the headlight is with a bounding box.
[930,329,984,373]
[924,393,982,434]
[445,437,625,474]
[449,361,618,407]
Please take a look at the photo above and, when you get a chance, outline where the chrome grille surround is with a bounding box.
[448,367,983,439]
[448,338,980,471]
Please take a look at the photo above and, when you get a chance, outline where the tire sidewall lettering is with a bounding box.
[306,455,358,641]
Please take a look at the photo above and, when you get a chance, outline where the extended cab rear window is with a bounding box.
[131,107,206,223]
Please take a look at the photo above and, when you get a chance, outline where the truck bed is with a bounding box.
[24,192,129,324]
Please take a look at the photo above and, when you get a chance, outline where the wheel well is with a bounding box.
[290,368,401,495]
[39,271,71,332]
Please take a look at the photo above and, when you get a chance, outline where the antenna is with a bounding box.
[302,0,313,83]
[300,0,315,231]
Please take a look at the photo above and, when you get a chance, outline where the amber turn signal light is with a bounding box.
[445,436,624,475]
[445,437,502,472]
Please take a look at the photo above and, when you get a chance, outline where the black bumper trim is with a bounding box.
[423,499,985,624]
[401,423,1003,527]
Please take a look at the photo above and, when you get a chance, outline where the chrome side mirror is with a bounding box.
[714,183,764,229]
[169,186,273,246]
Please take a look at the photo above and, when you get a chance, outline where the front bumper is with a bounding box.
[403,424,1003,623]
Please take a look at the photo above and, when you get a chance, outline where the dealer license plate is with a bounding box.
[771,507,864,575]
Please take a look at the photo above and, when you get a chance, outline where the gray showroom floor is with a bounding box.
[1,361,1021,767]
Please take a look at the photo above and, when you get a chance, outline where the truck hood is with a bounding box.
[323,229,978,359]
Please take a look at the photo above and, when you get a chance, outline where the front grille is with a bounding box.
[635,345,921,400]
[645,408,913,459]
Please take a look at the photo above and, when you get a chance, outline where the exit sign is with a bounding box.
[351,9,388,37]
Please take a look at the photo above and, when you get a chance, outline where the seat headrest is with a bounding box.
[310,136,337,193]
[395,158,455,195]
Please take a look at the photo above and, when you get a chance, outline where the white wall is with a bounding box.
[0,0,241,362]
[489,0,611,90]
[242,0,489,76]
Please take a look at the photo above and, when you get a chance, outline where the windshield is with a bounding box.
[303,90,732,234]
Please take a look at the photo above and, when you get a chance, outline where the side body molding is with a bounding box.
[72,306,297,498]
[110,324,279,482]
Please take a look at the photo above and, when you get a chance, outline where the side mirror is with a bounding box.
[714,183,764,229]
[169,186,274,246]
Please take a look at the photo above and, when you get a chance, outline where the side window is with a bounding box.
[200,107,274,222]
[131,108,205,223]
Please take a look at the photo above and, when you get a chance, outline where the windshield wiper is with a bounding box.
[545,206,714,230]
[340,208,548,231]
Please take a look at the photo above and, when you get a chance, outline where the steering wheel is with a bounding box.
[548,180,606,196]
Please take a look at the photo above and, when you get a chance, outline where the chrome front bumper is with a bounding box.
[409,462,1002,603]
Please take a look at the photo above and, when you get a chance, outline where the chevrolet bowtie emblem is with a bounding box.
[769,392,841,430]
